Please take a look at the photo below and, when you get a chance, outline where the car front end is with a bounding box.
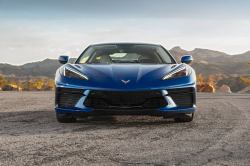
[55,43,196,123]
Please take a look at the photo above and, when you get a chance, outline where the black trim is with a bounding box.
[75,45,91,64]
[55,88,85,108]
[167,87,196,107]
[84,90,168,109]
[61,110,179,117]
[75,44,177,64]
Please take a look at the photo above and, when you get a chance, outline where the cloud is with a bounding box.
[119,19,137,24]
[65,51,72,55]
[61,29,69,35]
[93,28,112,34]
[7,47,15,50]
[1,1,250,65]
[1,0,250,20]
[49,48,64,53]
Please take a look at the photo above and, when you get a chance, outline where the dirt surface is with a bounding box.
[0,92,250,166]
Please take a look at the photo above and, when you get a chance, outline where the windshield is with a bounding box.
[76,44,175,64]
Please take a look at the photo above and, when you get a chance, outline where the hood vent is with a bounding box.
[171,65,177,69]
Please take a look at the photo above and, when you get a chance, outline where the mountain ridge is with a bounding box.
[1,47,249,92]
[169,46,250,63]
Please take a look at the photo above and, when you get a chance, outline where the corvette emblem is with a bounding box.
[121,80,130,84]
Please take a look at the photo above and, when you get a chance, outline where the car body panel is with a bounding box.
[55,43,196,116]
[55,64,195,90]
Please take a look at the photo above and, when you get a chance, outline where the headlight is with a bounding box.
[59,66,89,80]
[162,66,192,80]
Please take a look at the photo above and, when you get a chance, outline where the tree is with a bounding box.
[239,77,250,86]
[27,81,37,88]
[209,75,215,84]
[17,82,23,89]
[46,79,55,90]
[0,76,7,87]
[210,74,222,86]
[10,79,16,85]
[197,73,223,92]
[196,73,222,85]
[239,62,250,86]
[36,77,44,89]
[196,73,206,84]
[208,74,223,91]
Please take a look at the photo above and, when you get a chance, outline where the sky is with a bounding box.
[1,0,250,65]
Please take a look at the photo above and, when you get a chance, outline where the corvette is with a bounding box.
[55,43,196,123]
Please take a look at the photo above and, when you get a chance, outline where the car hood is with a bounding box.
[73,63,179,77]
[62,63,190,90]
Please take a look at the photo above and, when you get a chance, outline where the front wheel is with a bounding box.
[174,113,194,122]
[56,113,77,123]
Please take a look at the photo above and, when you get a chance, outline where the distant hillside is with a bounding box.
[0,58,76,79]
[1,47,250,92]
[167,47,250,92]
[169,46,250,63]
[21,58,77,68]
[231,51,250,62]
[0,64,43,77]
[2,75,51,86]
[191,61,250,78]
[217,76,250,92]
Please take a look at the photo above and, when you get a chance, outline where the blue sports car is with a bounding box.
[55,43,196,123]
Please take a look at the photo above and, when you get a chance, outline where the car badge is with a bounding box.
[121,80,130,84]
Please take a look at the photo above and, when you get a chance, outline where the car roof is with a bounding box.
[90,42,161,46]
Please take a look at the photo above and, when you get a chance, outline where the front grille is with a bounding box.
[55,88,85,107]
[84,90,167,109]
[167,88,193,94]
[167,87,195,107]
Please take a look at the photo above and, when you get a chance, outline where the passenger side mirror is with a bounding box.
[181,55,193,64]
[58,55,69,64]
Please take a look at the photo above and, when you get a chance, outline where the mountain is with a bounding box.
[231,51,250,62]
[169,46,250,63]
[0,58,76,80]
[217,76,250,92]
[168,47,250,92]
[1,47,249,92]
[21,58,77,78]
[21,58,77,68]
[0,64,43,77]
[190,61,250,78]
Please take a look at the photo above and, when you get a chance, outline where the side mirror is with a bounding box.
[181,55,193,64]
[58,55,68,64]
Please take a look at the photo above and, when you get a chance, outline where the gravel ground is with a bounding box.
[0,91,250,166]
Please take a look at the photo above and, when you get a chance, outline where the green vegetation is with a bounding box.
[0,76,55,91]
[196,73,223,92]
[0,76,8,87]
[196,73,206,83]
[239,62,250,86]
[239,77,250,86]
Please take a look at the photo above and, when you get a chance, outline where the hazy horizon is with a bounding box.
[0,45,248,66]
[1,0,250,65]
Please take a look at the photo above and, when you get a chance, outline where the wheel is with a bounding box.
[174,113,194,122]
[56,113,77,123]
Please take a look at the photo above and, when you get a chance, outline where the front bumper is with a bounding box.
[55,82,196,115]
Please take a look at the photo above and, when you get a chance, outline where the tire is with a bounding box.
[56,113,77,123]
[174,113,194,122]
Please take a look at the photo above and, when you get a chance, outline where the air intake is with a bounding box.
[55,88,85,107]
[167,87,195,107]
[84,90,167,109]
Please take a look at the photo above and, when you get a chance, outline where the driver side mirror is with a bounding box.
[181,55,193,64]
[58,55,68,64]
